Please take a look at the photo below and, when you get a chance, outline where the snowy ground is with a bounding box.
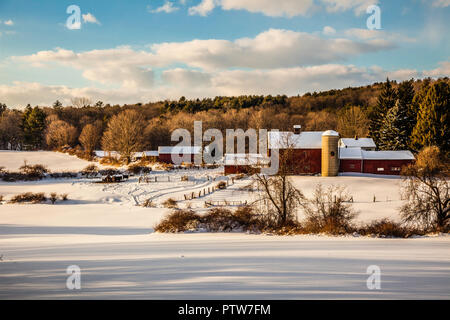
[0,151,449,299]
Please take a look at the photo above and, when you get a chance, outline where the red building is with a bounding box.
[158,146,202,164]
[224,154,265,175]
[268,129,324,175]
[339,148,415,175]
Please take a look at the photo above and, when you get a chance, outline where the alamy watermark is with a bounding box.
[366,5,382,30]
[171,121,279,175]
[66,265,81,290]
[366,265,381,290]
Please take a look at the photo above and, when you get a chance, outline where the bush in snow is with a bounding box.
[50,193,58,204]
[9,192,47,204]
[127,163,151,175]
[358,219,419,238]
[162,198,178,208]
[155,210,201,233]
[302,184,357,235]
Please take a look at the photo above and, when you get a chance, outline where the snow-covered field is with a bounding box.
[0,151,449,299]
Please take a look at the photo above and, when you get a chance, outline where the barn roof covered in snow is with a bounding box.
[134,151,158,157]
[339,148,415,160]
[224,153,268,166]
[339,138,376,149]
[158,146,203,154]
[361,150,415,160]
[268,131,324,149]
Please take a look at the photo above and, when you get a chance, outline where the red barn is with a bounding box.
[223,154,265,175]
[158,146,202,164]
[268,129,324,175]
[339,148,415,175]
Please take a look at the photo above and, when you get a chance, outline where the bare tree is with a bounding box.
[303,184,357,234]
[337,106,369,138]
[252,135,306,226]
[79,121,102,153]
[0,110,23,149]
[401,146,449,232]
[71,97,92,109]
[101,109,146,163]
[45,119,78,149]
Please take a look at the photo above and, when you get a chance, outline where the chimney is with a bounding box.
[293,125,302,135]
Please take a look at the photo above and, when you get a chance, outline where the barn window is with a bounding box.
[377,167,385,172]
[391,167,401,172]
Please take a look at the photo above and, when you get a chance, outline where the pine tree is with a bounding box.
[369,78,397,148]
[379,101,409,150]
[411,80,450,153]
[22,105,46,149]
[397,79,416,141]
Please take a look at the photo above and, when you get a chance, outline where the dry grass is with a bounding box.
[50,193,58,204]
[155,210,201,233]
[216,181,227,189]
[162,198,178,208]
[9,192,47,204]
[142,198,155,208]
[358,219,421,238]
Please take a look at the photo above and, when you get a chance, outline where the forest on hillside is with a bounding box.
[0,77,448,158]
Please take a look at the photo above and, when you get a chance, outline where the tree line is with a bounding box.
[0,77,448,159]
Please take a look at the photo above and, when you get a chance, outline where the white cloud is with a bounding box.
[82,13,101,25]
[432,0,450,7]
[3,61,448,109]
[13,29,394,81]
[4,19,14,26]
[323,26,336,35]
[344,28,416,43]
[188,0,217,16]
[150,29,393,70]
[150,1,180,13]
[423,61,450,77]
[320,0,378,15]
[188,0,379,17]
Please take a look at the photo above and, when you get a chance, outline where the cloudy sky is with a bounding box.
[0,0,449,108]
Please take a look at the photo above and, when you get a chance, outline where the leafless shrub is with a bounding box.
[50,193,58,204]
[155,210,201,233]
[216,181,227,189]
[142,198,155,208]
[162,198,178,208]
[401,146,449,232]
[9,192,47,204]
[358,219,417,238]
[128,163,151,175]
[302,184,357,235]
[81,164,99,178]
[60,193,69,201]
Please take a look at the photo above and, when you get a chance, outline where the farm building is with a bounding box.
[339,137,376,150]
[339,148,415,175]
[224,153,268,175]
[158,146,203,164]
[264,126,414,176]
[133,151,158,162]
[268,127,325,175]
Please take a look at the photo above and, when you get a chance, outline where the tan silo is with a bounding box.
[321,130,340,177]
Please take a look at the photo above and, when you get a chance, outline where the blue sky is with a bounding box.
[0,0,449,108]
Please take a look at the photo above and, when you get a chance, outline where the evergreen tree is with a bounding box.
[0,103,7,116]
[369,78,397,147]
[397,79,416,140]
[411,80,450,153]
[379,101,409,150]
[22,105,46,149]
